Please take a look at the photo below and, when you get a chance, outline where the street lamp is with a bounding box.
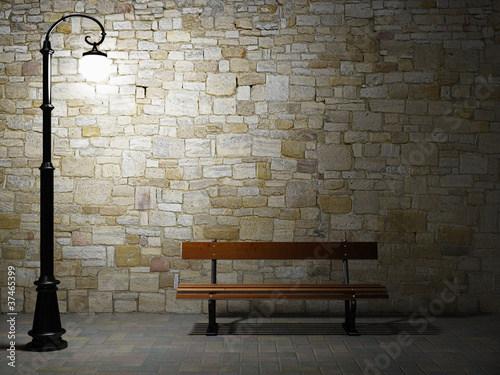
[27,14,108,352]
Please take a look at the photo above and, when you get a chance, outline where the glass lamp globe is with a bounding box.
[79,47,110,82]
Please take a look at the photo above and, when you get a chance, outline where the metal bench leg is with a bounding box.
[341,253,359,335]
[342,300,359,336]
[206,299,219,336]
[207,254,218,336]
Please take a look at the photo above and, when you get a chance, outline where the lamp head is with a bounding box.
[79,44,110,82]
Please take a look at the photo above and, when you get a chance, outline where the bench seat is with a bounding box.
[177,283,389,300]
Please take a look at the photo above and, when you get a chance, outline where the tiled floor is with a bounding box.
[1,313,499,374]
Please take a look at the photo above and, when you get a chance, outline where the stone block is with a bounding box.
[353,191,379,214]
[167,30,190,42]
[5,82,28,99]
[252,138,281,157]
[55,261,81,277]
[368,99,405,113]
[22,61,40,76]
[319,196,352,214]
[276,267,307,279]
[135,186,156,210]
[149,210,176,227]
[62,246,106,260]
[317,144,352,172]
[216,134,252,157]
[460,154,488,174]
[389,83,408,99]
[203,225,239,240]
[77,277,97,289]
[290,86,315,101]
[345,3,373,18]
[360,86,388,99]
[151,256,170,272]
[0,213,20,229]
[115,246,141,267]
[203,165,232,178]
[272,158,297,172]
[403,72,434,84]
[230,58,251,72]
[74,179,112,205]
[213,97,236,114]
[437,225,472,246]
[165,290,202,314]
[212,196,242,209]
[72,232,92,246]
[186,139,211,157]
[89,292,113,313]
[0,191,14,212]
[68,290,88,313]
[352,111,382,131]
[277,119,294,130]
[237,86,251,100]
[387,211,427,232]
[93,226,125,245]
[236,101,255,116]
[234,260,259,271]
[139,293,165,313]
[240,218,273,241]
[183,191,210,214]
[0,99,16,114]
[82,126,100,137]
[444,49,479,72]
[165,90,198,117]
[401,143,438,166]
[257,162,271,179]
[266,75,289,101]
[440,175,473,188]
[404,176,427,195]
[114,298,137,313]
[282,141,305,158]
[100,206,127,216]
[457,256,481,272]
[15,268,36,288]
[243,196,267,208]
[414,44,442,71]
[297,160,317,174]
[286,181,317,208]
[5,176,35,192]
[130,273,159,292]
[98,269,129,291]
[237,73,266,86]
[206,73,236,96]
[121,151,146,178]
[153,137,185,159]
[410,245,441,259]
[110,96,136,115]
[24,132,42,159]
[233,164,256,179]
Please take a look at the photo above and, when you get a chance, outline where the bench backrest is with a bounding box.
[181,241,378,260]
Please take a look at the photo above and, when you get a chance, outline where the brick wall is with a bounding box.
[0,0,499,315]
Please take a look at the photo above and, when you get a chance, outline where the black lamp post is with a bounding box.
[27,14,107,352]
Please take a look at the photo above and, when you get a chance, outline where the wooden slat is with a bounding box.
[177,293,389,300]
[181,241,378,260]
[176,283,389,300]
[177,283,387,292]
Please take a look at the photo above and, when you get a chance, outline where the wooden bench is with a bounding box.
[176,241,388,336]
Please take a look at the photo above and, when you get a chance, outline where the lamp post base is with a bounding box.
[26,335,67,352]
[27,278,67,352]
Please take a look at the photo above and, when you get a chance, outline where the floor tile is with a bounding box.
[0,313,499,374]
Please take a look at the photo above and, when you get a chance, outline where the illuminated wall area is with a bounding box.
[0,0,499,314]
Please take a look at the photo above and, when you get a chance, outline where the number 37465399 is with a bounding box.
[7,266,16,311]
